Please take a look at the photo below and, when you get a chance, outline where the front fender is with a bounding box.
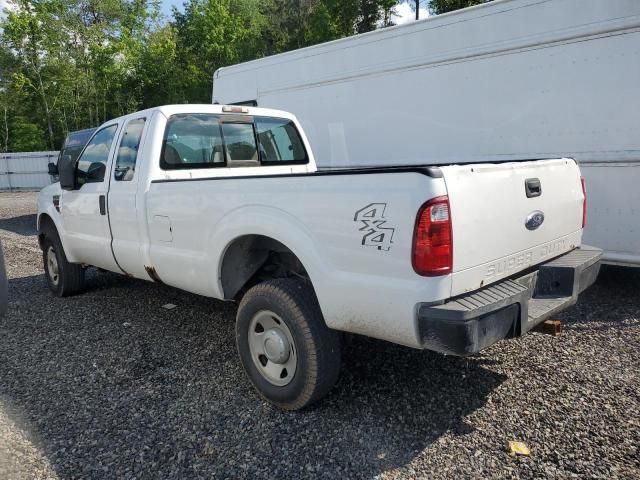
[36,184,71,257]
[37,183,62,229]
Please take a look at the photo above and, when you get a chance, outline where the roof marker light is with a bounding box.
[222,106,249,114]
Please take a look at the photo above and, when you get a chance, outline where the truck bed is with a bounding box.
[145,157,583,347]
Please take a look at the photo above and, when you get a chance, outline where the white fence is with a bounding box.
[0,151,58,191]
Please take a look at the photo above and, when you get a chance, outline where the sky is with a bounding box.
[392,2,430,24]
[162,0,183,17]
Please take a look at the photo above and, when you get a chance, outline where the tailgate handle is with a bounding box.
[525,178,541,198]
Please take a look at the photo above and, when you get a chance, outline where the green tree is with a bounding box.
[8,118,48,151]
[273,0,397,48]
[0,44,17,152]
[0,0,162,150]
[0,0,410,152]
[429,0,489,15]
[173,0,267,102]
[357,0,396,32]
[403,0,490,18]
[2,0,68,148]
[135,24,182,106]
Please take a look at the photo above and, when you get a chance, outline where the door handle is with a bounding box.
[99,195,106,215]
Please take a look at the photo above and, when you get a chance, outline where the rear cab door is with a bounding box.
[107,114,150,278]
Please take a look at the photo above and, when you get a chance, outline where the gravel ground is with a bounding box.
[0,191,638,480]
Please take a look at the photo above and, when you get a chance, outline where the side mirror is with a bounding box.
[58,154,76,190]
[48,162,59,175]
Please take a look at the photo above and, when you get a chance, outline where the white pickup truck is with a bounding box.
[38,104,601,409]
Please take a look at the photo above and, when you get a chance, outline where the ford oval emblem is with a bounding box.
[525,211,545,230]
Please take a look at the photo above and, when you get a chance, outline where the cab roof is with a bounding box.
[108,104,298,125]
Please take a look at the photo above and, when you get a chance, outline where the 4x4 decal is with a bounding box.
[354,203,395,251]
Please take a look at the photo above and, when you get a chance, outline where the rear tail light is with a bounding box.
[580,176,587,228]
[412,196,453,276]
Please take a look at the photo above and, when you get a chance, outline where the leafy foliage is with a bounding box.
[0,0,491,151]
[428,0,488,15]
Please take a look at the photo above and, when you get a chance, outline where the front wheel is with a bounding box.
[41,228,85,297]
[236,279,341,410]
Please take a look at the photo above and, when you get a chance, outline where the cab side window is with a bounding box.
[115,118,146,181]
[160,113,309,169]
[76,125,118,185]
[161,114,225,170]
[255,117,308,165]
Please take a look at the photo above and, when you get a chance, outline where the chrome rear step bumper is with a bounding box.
[418,246,602,356]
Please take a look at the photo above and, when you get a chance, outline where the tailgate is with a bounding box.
[441,158,584,296]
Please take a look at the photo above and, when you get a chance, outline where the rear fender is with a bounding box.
[208,205,328,304]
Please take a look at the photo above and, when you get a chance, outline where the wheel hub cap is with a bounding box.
[46,246,60,286]
[263,329,290,364]
[248,310,297,386]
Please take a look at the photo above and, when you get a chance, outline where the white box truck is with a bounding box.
[212,0,640,267]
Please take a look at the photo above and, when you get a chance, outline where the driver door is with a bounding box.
[60,123,122,272]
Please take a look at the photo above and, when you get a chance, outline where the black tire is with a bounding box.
[236,278,341,410]
[41,226,85,297]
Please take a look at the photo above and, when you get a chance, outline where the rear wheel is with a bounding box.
[236,278,341,410]
[41,227,85,297]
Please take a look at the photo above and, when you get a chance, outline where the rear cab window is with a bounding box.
[221,123,258,166]
[160,114,308,170]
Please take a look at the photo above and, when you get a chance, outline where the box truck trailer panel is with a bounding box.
[580,161,640,267]
[212,0,640,169]
[212,0,640,266]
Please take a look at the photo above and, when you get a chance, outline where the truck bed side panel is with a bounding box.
[145,172,448,348]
